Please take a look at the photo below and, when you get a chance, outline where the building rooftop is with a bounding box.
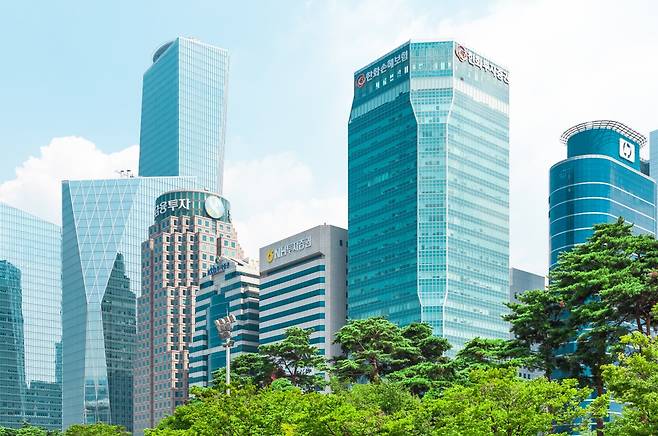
[560,120,647,147]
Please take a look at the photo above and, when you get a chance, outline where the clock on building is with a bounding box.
[205,195,225,219]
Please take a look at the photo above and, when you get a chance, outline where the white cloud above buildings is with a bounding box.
[0,139,345,260]
[0,137,138,224]
[223,151,347,260]
[3,0,658,274]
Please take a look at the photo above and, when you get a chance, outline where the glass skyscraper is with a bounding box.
[348,41,510,352]
[61,176,196,431]
[0,260,26,428]
[139,37,230,194]
[0,203,62,430]
[550,121,656,266]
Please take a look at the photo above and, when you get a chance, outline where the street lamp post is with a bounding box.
[214,314,236,395]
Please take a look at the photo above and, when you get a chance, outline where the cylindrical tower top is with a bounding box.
[152,41,174,63]
[153,189,231,222]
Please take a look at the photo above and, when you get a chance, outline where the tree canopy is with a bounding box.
[597,332,658,435]
[150,367,590,436]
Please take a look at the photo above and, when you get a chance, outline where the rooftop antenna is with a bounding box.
[115,169,135,179]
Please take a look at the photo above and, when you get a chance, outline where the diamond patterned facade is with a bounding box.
[61,177,197,431]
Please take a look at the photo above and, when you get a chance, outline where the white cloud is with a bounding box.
[0,138,345,261]
[224,152,347,259]
[0,136,138,224]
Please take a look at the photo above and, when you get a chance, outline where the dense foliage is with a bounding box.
[0,424,128,436]
[596,332,658,435]
[506,218,658,435]
[147,368,590,436]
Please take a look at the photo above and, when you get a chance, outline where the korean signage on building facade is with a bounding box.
[266,236,312,263]
[207,259,231,276]
[154,198,191,219]
[355,50,409,88]
[454,44,509,85]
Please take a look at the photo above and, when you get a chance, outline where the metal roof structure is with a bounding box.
[560,120,647,147]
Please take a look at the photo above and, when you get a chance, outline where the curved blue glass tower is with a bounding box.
[139,37,229,193]
[549,121,656,266]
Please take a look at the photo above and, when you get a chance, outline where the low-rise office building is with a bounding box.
[259,225,347,358]
[189,257,260,387]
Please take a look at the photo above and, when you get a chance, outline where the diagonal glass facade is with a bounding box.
[0,203,61,430]
[348,41,510,353]
[139,37,229,194]
[61,176,196,431]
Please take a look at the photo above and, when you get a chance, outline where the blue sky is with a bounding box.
[0,0,483,180]
[1,0,658,275]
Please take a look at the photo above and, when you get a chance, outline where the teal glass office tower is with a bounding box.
[0,203,61,430]
[550,121,656,266]
[0,260,26,428]
[348,41,510,352]
[139,37,229,193]
[61,176,196,431]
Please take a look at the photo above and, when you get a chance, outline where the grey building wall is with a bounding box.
[509,267,546,304]
[509,267,546,380]
[259,225,347,359]
[651,130,658,234]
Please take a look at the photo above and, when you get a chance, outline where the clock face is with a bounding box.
[205,195,225,219]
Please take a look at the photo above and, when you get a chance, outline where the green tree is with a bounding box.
[258,327,327,391]
[505,288,569,379]
[601,233,658,336]
[451,337,530,383]
[16,427,48,436]
[63,423,129,436]
[149,382,426,435]
[212,352,278,388]
[549,218,640,434]
[386,323,454,395]
[147,384,306,435]
[599,332,658,435]
[398,323,451,364]
[425,367,591,435]
[0,425,57,436]
[332,317,421,383]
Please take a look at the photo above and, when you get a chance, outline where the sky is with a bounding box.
[1,0,658,276]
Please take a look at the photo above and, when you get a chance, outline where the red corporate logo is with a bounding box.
[355,73,366,88]
[455,44,468,62]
